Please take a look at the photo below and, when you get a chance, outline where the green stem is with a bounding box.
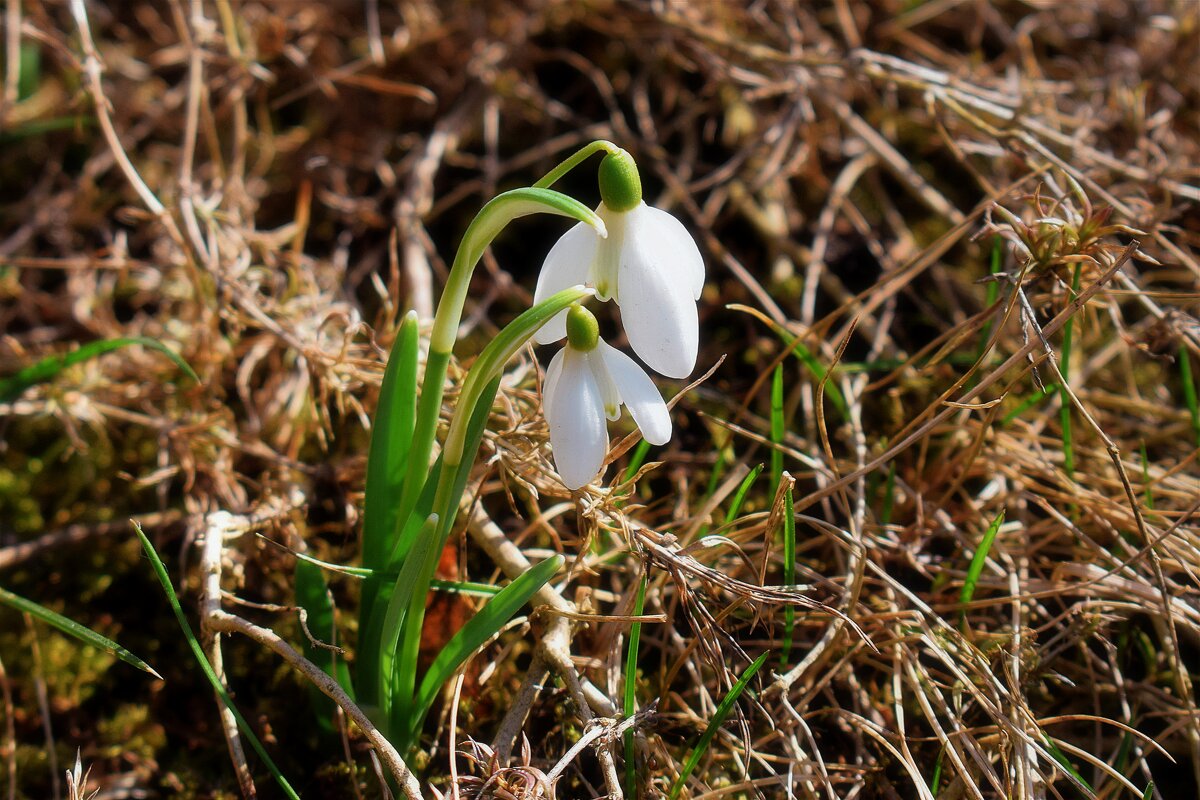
[380,287,591,743]
[533,140,619,190]
[393,189,604,556]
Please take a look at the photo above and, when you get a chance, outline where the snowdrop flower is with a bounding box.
[543,304,672,490]
[533,150,704,379]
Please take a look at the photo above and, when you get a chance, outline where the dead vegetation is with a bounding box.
[2,1,1199,798]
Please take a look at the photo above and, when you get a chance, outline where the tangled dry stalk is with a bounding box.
[2,1,1199,798]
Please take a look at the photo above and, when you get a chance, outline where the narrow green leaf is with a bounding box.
[1143,782,1155,800]
[287,549,502,596]
[779,484,796,667]
[0,336,198,402]
[377,512,440,735]
[930,747,945,794]
[669,651,770,799]
[623,439,653,484]
[131,523,299,800]
[358,310,419,709]
[624,573,648,797]
[959,510,1005,629]
[1058,264,1083,481]
[729,305,848,419]
[974,235,1004,365]
[363,310,420,571]
[391,377,502,740]
[295,559,353,733]
[1179,344,1200,449]
[1043,734,1092,792]
[410,553,565,745]
[769,364,785,501]
[724,463,764,525]
[0,585,158,679]
[1001,383,1060,426]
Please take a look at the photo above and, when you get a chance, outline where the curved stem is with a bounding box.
[394,190,603,538]
[533,139,619,191]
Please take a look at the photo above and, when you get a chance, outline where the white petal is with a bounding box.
[598,342,672,446]
[542,347,566,410]
[545,349,609,489]
[635,204,705,300]
[533,222,599,344]
[615,208,699,378]
[587,346,623,421]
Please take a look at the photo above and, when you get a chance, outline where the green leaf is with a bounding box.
[0,585,159,679]
[363,310,420,571]
[959,510,1005,629]
[724,463,763,525]
[294,559,353,734]
[669,651,770,799]
[357,310,419,708]
[769,363,785,500]
[390,377,502,741]
[779,483,796,668]
[624,573,648,797]
[131,523,299,800]
[410,553,565,745]
[0,336,199,402]
[376,512,440,736]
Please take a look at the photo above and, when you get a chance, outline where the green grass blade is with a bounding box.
[1043,734,1092,792]
[131,523,300,800]
[779,484,796,667]
[959,510,1005,630]
[624,573,648,797]
[729,305,847,420]
[0,336,198,402]
[286,549,503,597]
[294,559,353,733]
[669,650,770,799]
[410,553,565,746]
[623,439,653,484]
[1179,344,1200,448]
[696,436,730,538]
[929,747,945,794]
[769,364,785,501]
[1000,383,1060,426]
[723,463,763,525]
[0,585,159,679]
[1143,782,1155,800]
[974,236,1004,364]
[1058,264,1083,480]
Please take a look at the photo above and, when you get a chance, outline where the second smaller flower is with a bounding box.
[543,304,672,490]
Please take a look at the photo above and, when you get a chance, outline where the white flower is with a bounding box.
[542,307,672,490]
[532,152,703,379]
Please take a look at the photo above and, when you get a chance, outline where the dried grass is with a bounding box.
[1,1,1198,798]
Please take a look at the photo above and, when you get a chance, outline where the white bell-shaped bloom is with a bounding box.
[542,306,672,490]
[533,152,703,379]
